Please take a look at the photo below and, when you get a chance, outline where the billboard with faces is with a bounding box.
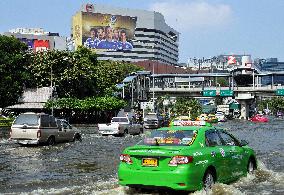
[81,12,136,51]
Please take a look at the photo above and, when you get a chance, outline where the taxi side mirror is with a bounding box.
[240,140,248,146]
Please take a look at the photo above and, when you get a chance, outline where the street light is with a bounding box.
[152,44,156,110]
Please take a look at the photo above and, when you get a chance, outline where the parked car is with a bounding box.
[9,112,81,146]
[118,121,257,192]
[98,117,143,136]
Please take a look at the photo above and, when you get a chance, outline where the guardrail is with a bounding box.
[150,85,284,94]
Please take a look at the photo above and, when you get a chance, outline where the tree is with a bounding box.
[29,46,142,98]
[258,97,284,114]
[216,77,229,87]
[29,46,98,98]
[171,98,202,119]
[94,60,143,96]
[27,46,143,119]
[0,35,32,108]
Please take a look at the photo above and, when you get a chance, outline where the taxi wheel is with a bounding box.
[125,186,140,194]
[47,136,55,146]
[248,159,256,174]
[203,170,215,191]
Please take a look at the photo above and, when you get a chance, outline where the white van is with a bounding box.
[9,112,81,145]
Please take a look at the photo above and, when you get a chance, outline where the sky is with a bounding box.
[1,0,284,63]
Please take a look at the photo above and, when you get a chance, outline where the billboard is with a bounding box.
[81,12,136,51]
[34,40,50,52]
[18,38,34,50]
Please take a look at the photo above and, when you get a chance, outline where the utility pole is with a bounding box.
[51,65,54,116]
[152,61,155,103]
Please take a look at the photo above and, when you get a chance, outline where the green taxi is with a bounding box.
[118,121,257,191]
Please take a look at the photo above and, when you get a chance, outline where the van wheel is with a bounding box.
[124,129,128,136]
[74,134,82,142]
[47,136,55,146]
[203,170,215,191]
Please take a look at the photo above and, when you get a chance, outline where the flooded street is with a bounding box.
[0,118,283,195]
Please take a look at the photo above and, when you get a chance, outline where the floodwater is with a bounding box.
[0,118,283,195]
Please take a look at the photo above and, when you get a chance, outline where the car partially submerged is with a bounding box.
[98,116,143,136]
[9,112,81,146]
[118,121,257,192]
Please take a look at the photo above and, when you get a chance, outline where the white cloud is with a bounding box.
[149,1,233,32]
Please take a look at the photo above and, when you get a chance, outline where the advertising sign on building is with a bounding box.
[18,38,34,50]
[80,12,136,51]
[34,40,50,52]
[228,55,236,65]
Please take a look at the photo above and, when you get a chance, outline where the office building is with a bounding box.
[72,3,179,66]
[4,28,67,51]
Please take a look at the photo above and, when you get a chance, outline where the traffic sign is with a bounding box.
[220,90,234,97]
[276,89,284,96]
[203,90,216,97]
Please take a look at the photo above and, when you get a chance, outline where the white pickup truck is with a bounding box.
[98,117,143,136]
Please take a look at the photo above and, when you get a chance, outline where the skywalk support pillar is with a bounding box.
[236,93,254,120]
[239,100,250,120]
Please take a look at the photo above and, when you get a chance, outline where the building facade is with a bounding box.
[4,28,67,52]
[258,58,284,85]
[72,3,179,66]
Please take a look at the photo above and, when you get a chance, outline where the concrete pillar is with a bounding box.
[239,100,250,120]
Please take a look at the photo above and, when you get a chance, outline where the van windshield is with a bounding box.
[14,114,39,126]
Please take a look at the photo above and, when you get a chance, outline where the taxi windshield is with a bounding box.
[139,130,195,146]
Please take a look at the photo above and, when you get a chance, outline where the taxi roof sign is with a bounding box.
[171,120,211,127]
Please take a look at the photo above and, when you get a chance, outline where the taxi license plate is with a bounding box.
[142,158,158,166]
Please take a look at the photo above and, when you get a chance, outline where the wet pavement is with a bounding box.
[0,117,283,195]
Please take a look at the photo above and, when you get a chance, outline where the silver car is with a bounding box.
[9,112,81,146]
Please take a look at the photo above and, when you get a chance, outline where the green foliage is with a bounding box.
[171,98,202,119]
[0,36,141,113]
[155,95,173,115]
[0,35,32,108]
[28,47,98,98]
[94,60,142,96]
[217,77,229,87]
[28,46,142,99]
[257,97,284,114]
[45,96,127,111]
